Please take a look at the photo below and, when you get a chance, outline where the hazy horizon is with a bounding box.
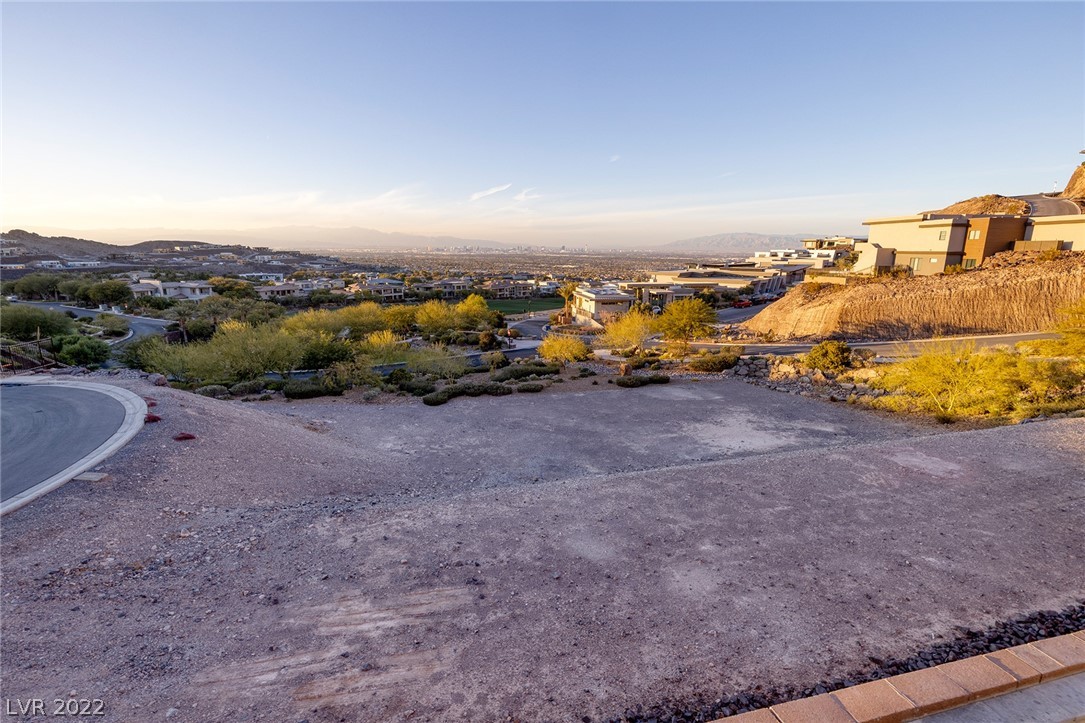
[3,2,1082,247]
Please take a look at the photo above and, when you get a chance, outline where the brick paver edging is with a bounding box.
[716,630,1085,722]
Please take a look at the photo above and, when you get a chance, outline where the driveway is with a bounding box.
[1014,193,1081,216]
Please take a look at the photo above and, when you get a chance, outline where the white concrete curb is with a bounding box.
[0,378,147,515]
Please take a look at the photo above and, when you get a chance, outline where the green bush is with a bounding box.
[492,362,560,382]
[194,384,230,398]
[805,340,853,374]
[299,337,353,370]
[0,306,75,341]
[516,382,545,392]
[282,379,344,399]
[229,379,266,396]
[119,335,162,369]
[56,337,112,366]
[422,390,450,406]
[95,313,130,337]
[615,376,650,388]
[688,352,741,372]
[401,379,436,396]
[421,381,513,405]
[647,374,671,384]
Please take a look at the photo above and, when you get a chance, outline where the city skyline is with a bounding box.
[3,1,1083,248]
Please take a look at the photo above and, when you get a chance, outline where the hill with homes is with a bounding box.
[745,251,1085,340]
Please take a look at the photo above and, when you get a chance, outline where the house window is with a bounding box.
[938,230,947,241]
[964,259,977,269]
[968,230,981,240]
[909,258,921,271]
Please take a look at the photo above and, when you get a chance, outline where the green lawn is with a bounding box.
[486,298,565,315]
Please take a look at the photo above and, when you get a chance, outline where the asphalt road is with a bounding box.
[689,330,1058,357]
[1015,194,1081,216]
[0,383,126,502]
[12,300,171,342]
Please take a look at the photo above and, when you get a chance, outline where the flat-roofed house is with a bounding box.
[571,286,634,324]
[1023,214,1085,251]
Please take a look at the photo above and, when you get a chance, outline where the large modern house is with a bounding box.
[855,212,1084,275]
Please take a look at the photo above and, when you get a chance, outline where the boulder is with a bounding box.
[149,373,168,386]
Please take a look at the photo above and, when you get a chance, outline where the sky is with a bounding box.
[3,1,1083,248]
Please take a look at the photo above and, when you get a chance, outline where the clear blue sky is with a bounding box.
[3,1,1083,248]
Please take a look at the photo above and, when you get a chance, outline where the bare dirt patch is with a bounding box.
[2,377,1082,722]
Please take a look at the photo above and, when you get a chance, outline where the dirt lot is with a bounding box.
[2,377,1083,722]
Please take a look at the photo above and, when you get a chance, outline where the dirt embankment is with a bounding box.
[745,252,1085,340]
[1062,163,1085,199]
[928,194,1028,215]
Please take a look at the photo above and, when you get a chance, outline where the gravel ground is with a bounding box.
[1,376,1082,722]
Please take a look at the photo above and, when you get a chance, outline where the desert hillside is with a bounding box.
[744,252,1085,340]
[1062,163,1085,199]
[928,194,1027,215]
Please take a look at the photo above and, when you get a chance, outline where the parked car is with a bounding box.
[732,299,753,308]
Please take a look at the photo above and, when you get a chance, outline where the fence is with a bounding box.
[0,338,66,376]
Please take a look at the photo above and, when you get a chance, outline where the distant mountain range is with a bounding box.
[4,226,819,257]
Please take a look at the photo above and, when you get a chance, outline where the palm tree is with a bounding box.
[557,282,579,324]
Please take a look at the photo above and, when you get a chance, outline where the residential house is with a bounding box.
[571,286,634,324]
[255,283,304,300]
[856,213,1032,274]
[354,278,405,302]
[1021,214,1085,251]
[483,280,534,299]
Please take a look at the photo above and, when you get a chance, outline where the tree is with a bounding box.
[598,310,654,353]
[415,300,458,337]
[455,294,492,330]
[406,345,468,381]
[652,298,716,342]
[167,301,199,343]
[13,273,63,300]
[87,280,133,307]
[557,282,579,322]
[538,335,591,366]
[383,305,418,334]
[208,277,258,300]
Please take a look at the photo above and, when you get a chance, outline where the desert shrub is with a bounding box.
[324,360,382,390]
[615,376,650,388]
[299,333,354,370]
[481,351,509,370]
[647,374,671,384]
[229,379,266,396]
[120,335,162,369]
[1038,248,1064,262]
[401,379,436,396]
[422,390,451,406]
[873,343,1084,421]
[194,384,230,398]
[0,306,75,341]
[95,313,130,337]
[943,264,967,275]
[805,340,853,374]
[282,379,344,399]
[492,362,559,382]
[386,369,413,385]
[406,346,469,380]
[478,330,501,351]
[688,351,741,372]
[517,382,545,392]
[538,335,591,365]
[56,337,112,366]
[577,367,596,377]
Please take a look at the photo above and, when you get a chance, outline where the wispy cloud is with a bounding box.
[469,183,512,202]
[609,154,621,163]
[514,187,541,202]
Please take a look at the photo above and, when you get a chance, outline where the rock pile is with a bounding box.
[731,355,888,403]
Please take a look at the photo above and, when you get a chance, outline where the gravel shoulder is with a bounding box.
[2,377,1082,722]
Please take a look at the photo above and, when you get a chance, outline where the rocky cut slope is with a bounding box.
[744,252,1085,340]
